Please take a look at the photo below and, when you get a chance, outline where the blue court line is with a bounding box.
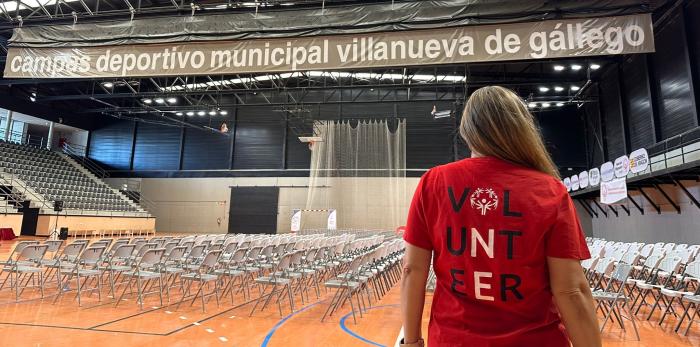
[260,300,325,347]
[339,304,400,347]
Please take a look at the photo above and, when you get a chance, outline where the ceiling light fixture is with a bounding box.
[556,102,565,107]
[219,110,228,116]
[590,63,601,70]
[166,97,177,104]
[527,102,537,108]
[571,64,582,71]
[538,86,550,92]
[154,98,165,104]
[197,111,206,116]
[142,98,153,104]
[175,112,183,116]
[554,86,564,92]
[102,82,114,88]
[571,85,581,91]
[208,110,217,116]
[541,103,551,108]
[186,111,195,116]
[553,65,565,71]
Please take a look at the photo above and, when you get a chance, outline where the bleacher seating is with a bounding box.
[0,141,148,216]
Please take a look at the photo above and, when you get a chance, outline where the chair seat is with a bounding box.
[60,268,101,276]
[12,265,44,273]
[636,282,656,290]
[108,265,132,272]
[164,267,185,274]
[215,269,244,276]
[254,276,290,285]
[683,294,700,303]
[125,270,161,279]
[661,288,693,298]
[592,291,628,301]
[182,273,217,282]
[325,279,360,289]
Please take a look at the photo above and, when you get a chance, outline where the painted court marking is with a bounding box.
[339,304,400,347]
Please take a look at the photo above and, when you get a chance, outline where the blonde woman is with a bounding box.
[400,86,600,347]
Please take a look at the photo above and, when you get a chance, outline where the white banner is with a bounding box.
[629,148,650,174]
[614,155,630,178]
[600,161,615,182]
[579,171,589,189]
[327,209,337,230]
[290,209,302,232]
[571,174,580,191]
[588,168,601,187]
[563,177,571,192]
[601,177,628,204]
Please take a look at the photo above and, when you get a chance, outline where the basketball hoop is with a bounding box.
[308,140,315,150]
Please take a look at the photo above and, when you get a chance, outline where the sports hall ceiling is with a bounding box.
[0,0,672,130]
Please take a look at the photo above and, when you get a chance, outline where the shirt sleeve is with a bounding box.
[545,186,591,260]
[404,170,434,250]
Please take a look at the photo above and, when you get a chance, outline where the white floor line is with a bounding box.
[205,328,214,333]
[395,327,403,347]
[218,337,228,342]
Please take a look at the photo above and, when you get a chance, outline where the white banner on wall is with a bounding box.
[571,174,580,191]
[290,209,302,232]
[600,177,628,204]
[600,161,615,182]
[563,177,571,192]
[579,171,589,189]
[589,168,601,187]
[327,209,337,230]
[629,148,650,174]
[614,155,630,178]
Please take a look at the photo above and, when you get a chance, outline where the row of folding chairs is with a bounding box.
[586,237,700,338]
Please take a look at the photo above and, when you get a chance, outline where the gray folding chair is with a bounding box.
[115,248,166,309]
[2,245,49,301]
[55,246,107,306]
[249,253,294,317]
[177,250,222,313]
[592,263,639,340]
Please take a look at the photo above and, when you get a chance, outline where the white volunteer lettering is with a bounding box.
[474,272,494,301]
[470,228,494,259]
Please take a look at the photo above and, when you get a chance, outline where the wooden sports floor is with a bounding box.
[0,238,699,347]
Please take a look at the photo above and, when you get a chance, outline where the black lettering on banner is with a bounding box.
[450,268,467,296]
[498,230,523,260]
[500,274,524,301]
[448,187,470,213]
[503,190,522,217]
[446,227,467,256]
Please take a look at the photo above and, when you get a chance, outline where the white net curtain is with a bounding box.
[304,119,407,231]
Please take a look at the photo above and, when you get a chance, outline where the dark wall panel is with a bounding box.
[88,120,134,170]
[285,125,311,169]
[652,9,697,139]
[233,107,285,170]
[133,123,181,171]
[622,55,656,149]
[229,187,279,234]
[537,107,587,171]
[582,101,605,167]
[686,0,700,117]
[600,70,626,159]
[400,101,455,169]
[182,128,232,170]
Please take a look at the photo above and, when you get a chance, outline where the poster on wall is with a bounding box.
[614,155,630,178]
[629,148,650,174]
[589,168,601,187]
[290,209,302,232]
[327,209,337,230]
[563,177,571,192]
[600,177,628,204]
[579,171,589,189]
[571,174,580,191]
[600,161,615,182]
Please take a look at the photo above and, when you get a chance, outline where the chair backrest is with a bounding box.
[200,250,222,269]
[261,245,274,258]
[189,244,206,258]
[290,251,303,266]
[639,244,654,258]
[112,244,136,259]
[594,257,615,276]
[43,240,63,253]
[305,248,318,263]
[80,246,106,265]
[609,248,627,262]
[10,241,40,259]
[658,256,682,274]
[91,241,110,249]
[109,239,129,253]
[139,248,165,267]
[167,246,188,261]
[62,243,87,258]
[620,251,640,266]
[247,246,262,260]
[223,242,238,254]
[209,243,223,251]
[163,241,179,255]
[18,244,49,262]
[230,248,248,263]
[663,243,676,252]
[683,260,700,279]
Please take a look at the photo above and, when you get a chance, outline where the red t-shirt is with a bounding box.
[404,157,590,347]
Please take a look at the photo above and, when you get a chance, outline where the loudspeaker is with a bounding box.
[59,227,68,240]
[53,200,63,212]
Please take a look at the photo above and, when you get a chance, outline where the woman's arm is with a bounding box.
[401,243,432,345]
[547,257,602,347]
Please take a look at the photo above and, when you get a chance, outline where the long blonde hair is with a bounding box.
[459,86,560,179]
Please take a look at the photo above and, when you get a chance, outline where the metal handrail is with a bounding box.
[118,188,157,214]
[0,167,54,213]
[62,142,110,179]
